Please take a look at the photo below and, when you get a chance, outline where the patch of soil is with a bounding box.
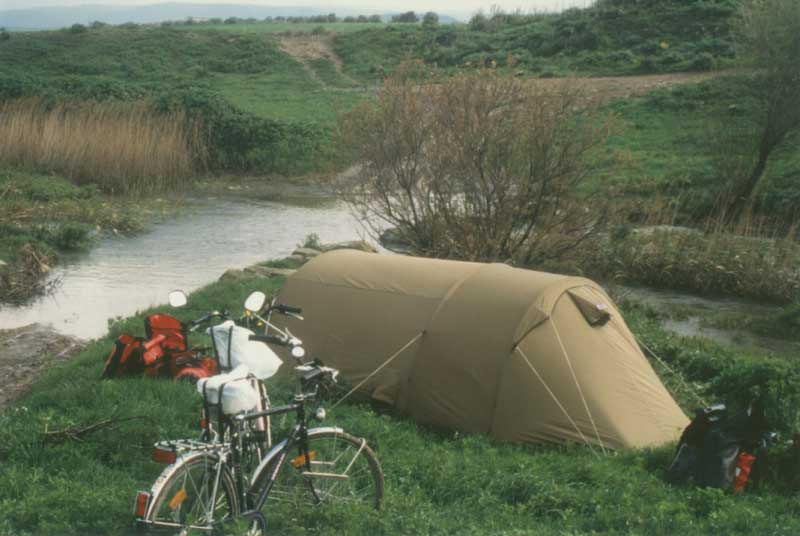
[279,33,358,87]
[0,323,86,408]
[535,72,718,104]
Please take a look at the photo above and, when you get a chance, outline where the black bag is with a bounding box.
[667,401,771,491]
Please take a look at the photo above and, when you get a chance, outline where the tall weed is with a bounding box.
[0,98,205,194]
[580,215,800,304]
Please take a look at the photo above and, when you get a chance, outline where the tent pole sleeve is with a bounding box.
[330,332,425,411]
[550,321,608,456]
[514,346,600,459]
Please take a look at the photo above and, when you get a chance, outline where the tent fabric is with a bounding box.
[276,250,688,449]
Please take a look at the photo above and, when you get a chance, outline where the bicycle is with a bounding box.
[135,297,384,534]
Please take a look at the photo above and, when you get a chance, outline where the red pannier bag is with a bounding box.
[144,314,187,352]
[101,334,145,378]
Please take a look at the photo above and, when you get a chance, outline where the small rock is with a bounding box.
[292,248,321,259]
[0,259,7,268]
[320,240,378,253]
[0,323,87,408]
[219,268,246,281]
[243,265,297,278]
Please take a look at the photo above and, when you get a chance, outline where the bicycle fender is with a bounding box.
[249,426,344,484]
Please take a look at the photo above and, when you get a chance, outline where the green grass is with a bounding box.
[3,270,800,534]
[586,74,800,221]
[0,24,364,126]
[211,71,361,127]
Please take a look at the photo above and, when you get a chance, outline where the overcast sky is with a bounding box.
[0,0,593,18]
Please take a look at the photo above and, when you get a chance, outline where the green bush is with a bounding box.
[690,52,716,71]
[155,89,325,174]
[626,309,800,435]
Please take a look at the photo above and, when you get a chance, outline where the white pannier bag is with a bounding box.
[197,364,260,415]
[208,320,283,380]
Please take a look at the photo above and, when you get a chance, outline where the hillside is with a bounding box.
[334,0,738,80]
[0,24,364,174]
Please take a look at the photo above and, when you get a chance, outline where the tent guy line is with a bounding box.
[551,320,608,456]
[515,345,602,459]
[330,331,425,412]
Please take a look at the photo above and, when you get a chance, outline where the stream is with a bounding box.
[0,195,360,339]
[0,195,794,358]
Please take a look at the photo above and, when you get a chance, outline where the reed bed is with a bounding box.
[578,210,800,304]
[0,98,205,193]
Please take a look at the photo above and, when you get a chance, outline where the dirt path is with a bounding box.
[534,71,719,104]
[278,31,722,99]
[279,33,359,87]
[0,324,86,408]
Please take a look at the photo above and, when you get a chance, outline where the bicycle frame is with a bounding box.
[233,400,312,513]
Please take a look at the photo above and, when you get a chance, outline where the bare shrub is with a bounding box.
[0,98,205,194]
[337,63,613,264]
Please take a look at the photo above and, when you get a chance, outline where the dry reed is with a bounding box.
[0,98,205,193]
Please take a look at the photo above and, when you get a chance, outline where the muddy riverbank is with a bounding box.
[0,323,86,408]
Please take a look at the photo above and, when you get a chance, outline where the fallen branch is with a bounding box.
[43,415,151,444]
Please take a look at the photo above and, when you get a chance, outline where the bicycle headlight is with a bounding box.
[315,407,326,421]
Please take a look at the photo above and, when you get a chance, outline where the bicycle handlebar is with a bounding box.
[189,310,229,331]
[269,303,302,316]
[248,334,289,346]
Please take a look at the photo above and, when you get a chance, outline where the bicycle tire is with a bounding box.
[251,429,384,516]
[144,453,239,534]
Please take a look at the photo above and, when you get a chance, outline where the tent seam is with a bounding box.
[510,281,598,348]
[398,265,483,412]
[514,346,600,459]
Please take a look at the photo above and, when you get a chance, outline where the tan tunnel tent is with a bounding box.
[276,250,688,450]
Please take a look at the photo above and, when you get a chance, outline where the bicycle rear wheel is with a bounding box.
[144,453,238,534]
[252,429,384,515]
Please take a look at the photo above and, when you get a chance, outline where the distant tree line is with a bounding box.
[61,12,447,31]
[166,13,384,26]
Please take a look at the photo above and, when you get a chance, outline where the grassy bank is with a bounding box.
[0,169,162,303]
[3,265,800,535]
[569,225,800,305]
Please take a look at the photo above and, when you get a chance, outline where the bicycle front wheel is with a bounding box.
[252,429,384,514]
[144,453,239,534]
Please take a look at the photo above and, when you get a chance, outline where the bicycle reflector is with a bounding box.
[169,488,188,511]
[134,491,150,518]
[152,447,177,464]
[291,451,317,469]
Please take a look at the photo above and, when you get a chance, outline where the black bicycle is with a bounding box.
[135,312,384,534]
